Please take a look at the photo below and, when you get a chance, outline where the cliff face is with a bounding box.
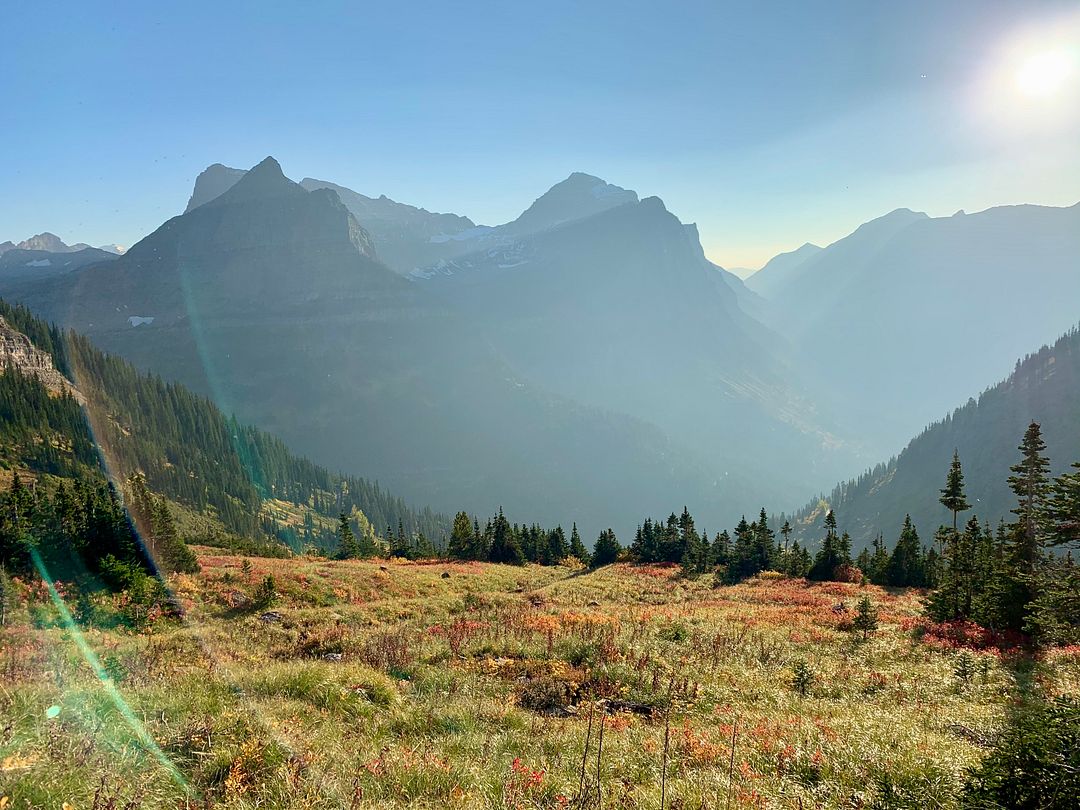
[0,316,84,403]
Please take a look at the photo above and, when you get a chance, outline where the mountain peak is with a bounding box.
[504,172,639,236]
[249,156,285,178]
[185,163,246,211]
[204,156,301,207]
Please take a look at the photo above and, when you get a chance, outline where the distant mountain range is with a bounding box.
[0,246,119,284]
[0,232,125,256]
[747,203,1080,459]
[2,158,1076,544]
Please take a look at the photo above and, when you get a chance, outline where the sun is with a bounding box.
[1014,48,1075,98]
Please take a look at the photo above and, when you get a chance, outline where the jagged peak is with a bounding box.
[202,156,301,207]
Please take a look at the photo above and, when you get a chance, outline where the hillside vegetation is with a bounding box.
[4,552,1076,808]
[0,299,448,554]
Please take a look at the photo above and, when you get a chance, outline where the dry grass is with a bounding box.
[1,552,1075,808]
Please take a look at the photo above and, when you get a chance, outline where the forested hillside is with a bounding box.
[795,325,1080,545]
[0,300,448,553]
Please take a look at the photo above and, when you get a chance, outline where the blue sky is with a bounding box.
[2,0,1078,268]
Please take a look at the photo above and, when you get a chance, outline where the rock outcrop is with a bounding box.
[0,316,84,403]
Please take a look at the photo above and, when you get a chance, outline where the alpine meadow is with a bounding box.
[1,2,1079,808]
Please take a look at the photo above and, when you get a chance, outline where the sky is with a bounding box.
[2,0,1078,269]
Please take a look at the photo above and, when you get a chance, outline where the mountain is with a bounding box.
[15,232,96,253]
[796,325,1080,546]
[98,244,127,255]
[500,172,638,236]
[184,163,247,212]
[752,203,1080,459]
[299,177,477,273]
[743,242,822,298]
[0,157,734,540]
[0,246,118,282]
[415,185,854,508]
[0,234,123,260]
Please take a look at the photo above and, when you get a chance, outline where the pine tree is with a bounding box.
[997,422,1053,635]
[886,515,924,587]
[488,509,524,565]
[853,595,879,641]
[808,510,843,581]
[939,450,972,535]
[568,522,589,565]
[1048,461,1080,548]
[929,515,982,621]
[780,520,792,554]
[1008,422,1052,565]
[336,512,364,559]
[448,511,475,560]
[591,529,621,568]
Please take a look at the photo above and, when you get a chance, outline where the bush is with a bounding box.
[791,660,815,696]
[252,575,278,610]
[961,696,1080,809]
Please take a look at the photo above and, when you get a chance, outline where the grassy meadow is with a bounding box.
[2,551,1077,809]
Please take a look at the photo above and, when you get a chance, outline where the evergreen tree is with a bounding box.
[336,512,364,559]
[591,529,621,568]
[997,422,1053,635]
[488,509,525,565]
[545,525,570,564]
[1048,461,1080,548]
[867,534,890,585]
[448,511,475,560]
[886,515,924,587]
[939,450,972,534]
[929,515,982,621]
[568,523,590,565]
[711,530,729,568]
[780,520,792,554]
[808,510,843,581]
[853,595,879,641]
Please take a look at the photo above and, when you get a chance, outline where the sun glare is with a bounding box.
[1014,48,1075,98]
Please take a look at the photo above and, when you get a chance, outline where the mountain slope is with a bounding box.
[796,325,1080,545]
[0,299,447,550]
[744,242,822,298]
[755,202,1080,458]
[0,158,729,540]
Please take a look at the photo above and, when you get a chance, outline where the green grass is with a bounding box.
[1,553,1076,808]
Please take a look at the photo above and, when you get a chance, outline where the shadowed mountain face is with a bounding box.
[299,178,477,273]
[413,192,851,505]
[185,163,247,212]
[0,157,763,540]
[798,325,1080,547]
[750,203,1080,460]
